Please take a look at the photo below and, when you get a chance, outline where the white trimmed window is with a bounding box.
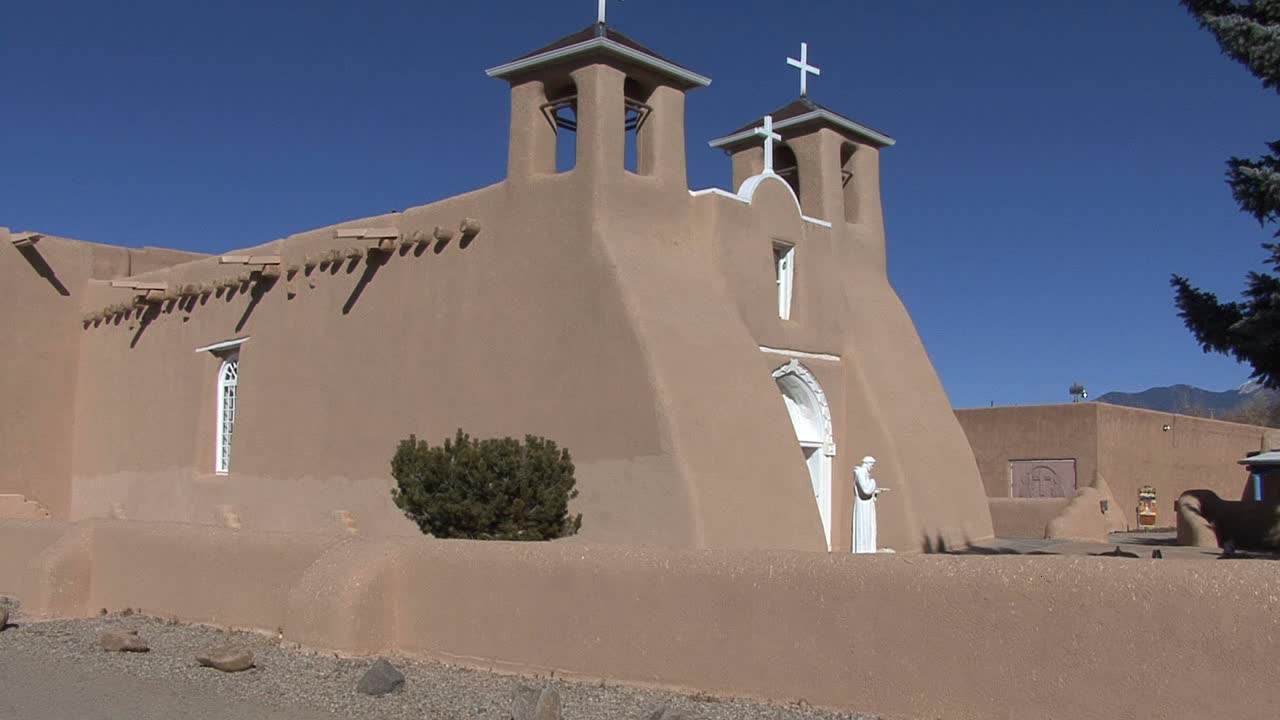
[773,242,795,320]
[216,355,239,474]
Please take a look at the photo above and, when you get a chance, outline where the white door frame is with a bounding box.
[773,360,836,550]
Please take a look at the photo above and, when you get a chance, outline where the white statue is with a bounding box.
[852,455,885,553]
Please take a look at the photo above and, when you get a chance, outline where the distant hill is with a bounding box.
[1095,381,1277,418]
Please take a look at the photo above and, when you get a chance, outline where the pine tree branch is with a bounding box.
[1182,0,1280,90]
[1227,141,1280,231]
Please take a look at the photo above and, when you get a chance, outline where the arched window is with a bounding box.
[216,356,239,474]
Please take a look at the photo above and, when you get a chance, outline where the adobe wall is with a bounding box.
[957,403,1100,500]
[959,404,1270,530]
[65,179,702,546]
[3,519,1277,720]
[691,175,993,552]
[987,498,1070,538]
[65,143,826,550]
[1096,404,1268,527]
[0,230,206,517]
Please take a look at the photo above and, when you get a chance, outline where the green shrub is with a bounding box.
[390,429,582,541]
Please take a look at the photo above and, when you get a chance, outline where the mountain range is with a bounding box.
[1095,381,1277,417]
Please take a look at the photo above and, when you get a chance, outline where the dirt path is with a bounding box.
[0,613,878,720]
[0,649,338,720]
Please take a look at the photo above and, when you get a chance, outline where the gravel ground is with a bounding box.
[0,608,881,720]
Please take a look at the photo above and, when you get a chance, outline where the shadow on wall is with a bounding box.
[16,245,69,296]
[236,278,275,331]
[342,254,388,315]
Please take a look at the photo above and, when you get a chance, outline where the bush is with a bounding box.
[390,429,582,541]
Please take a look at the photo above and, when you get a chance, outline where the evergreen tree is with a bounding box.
[1171,1,1280,387]
[390,430,582,541]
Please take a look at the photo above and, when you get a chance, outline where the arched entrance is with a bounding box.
[772,360,835,550]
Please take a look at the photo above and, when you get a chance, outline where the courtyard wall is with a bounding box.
[958,402,1272,529]
[1,518,1275,720]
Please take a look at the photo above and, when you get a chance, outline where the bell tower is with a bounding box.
[707,43,895,228]
[486,19,710,188]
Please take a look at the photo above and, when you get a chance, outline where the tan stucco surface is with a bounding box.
[958,403,1271,529]
[2,519,1277,720]
[0,230,205,517]
[1045,487,1109,542]
[3,25,993,552]
[987,498,1070,538]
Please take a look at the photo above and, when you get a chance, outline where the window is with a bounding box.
[773,242,795,320]
[841,142,859,223]
[541,79,579,173]
[216,355,239,474]
[775,144,800,201]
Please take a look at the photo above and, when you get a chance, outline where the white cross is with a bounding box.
[787,42,821,97]
[754,115,782,175]
[598,0,622,24]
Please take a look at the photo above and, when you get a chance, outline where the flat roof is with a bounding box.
[708,98,895,150]
[486,23,710,90]
[1241,450,1280,466]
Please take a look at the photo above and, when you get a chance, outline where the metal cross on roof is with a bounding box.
[754,115,782,175]
[598,0,623,24]
[787,42,821,97]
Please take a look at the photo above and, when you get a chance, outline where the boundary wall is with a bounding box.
[958,403,1274,528]
[1,519,1277,720]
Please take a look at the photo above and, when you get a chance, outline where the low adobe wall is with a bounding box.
[2,519,1278,720]
[959,403,1271,529]
[987,498,1069,538]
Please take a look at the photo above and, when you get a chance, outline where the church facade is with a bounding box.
[1,20,993,552]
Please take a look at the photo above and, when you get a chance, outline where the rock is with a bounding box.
[511,684,562,720]
[100,630,150,652]
[0,606,9,631]
[196,647,255,672]
[648,706,689,720]
[356,658,405,696]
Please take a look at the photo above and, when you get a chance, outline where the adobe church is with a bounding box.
[1,10,993,553]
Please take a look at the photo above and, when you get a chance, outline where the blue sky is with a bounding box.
[3,1,1274,408]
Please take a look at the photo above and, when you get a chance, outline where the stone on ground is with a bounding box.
[0,606,9,631]
[99,629,150,652]
[511,684,562,720]
[196,646,254,672]
[356,657,405,696]
[649,706,689,720]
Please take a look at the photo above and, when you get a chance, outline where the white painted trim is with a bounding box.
[772,359,836,456]
[738,172,799,210]
[774,360,836,552]
[486,37,712,87]
[194,337,250,355]
[689,188,749,204]
[690,178,832,228]
[773,242,795,321]
[737,173,834,228]
[215,357,239,475]
[709,108,896,149]
[759,345,841,363]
